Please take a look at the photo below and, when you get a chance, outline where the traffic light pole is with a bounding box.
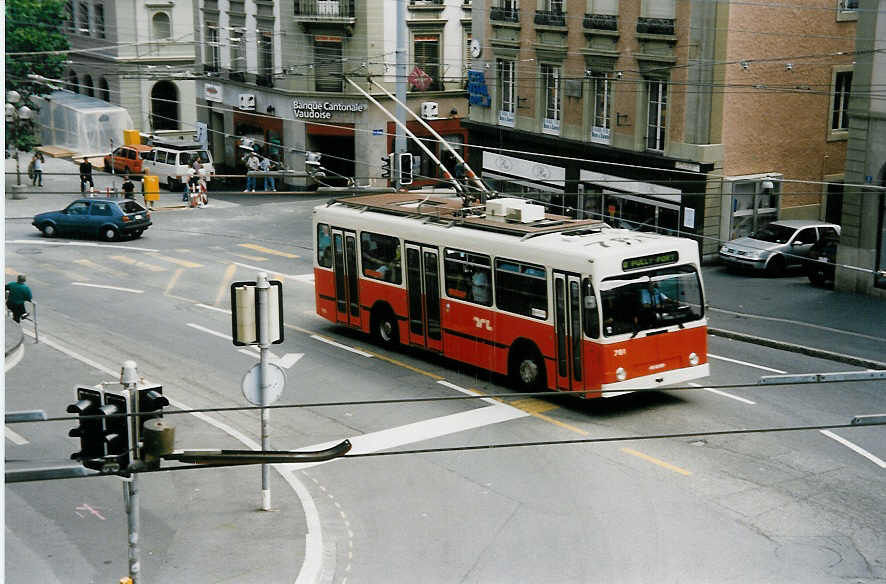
[257,273,272,511]
[121,363,141,584]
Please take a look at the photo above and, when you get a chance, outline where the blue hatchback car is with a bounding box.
[32,198,152,241]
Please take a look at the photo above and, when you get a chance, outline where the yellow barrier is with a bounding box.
[123,129,141,146]
[143,174,159,204]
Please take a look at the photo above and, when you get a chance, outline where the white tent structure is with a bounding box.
[35,90,134,157]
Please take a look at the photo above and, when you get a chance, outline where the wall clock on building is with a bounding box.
[470,39,482,59]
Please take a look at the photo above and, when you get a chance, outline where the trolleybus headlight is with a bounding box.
[689,352,699,366]
[615,367,627,381]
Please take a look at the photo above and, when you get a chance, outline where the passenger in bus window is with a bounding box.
[472,269,490,304]
[317,224,332,267]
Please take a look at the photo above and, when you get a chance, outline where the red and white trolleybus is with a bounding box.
[313,192,709,398]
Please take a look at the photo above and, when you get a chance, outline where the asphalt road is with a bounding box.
[5,196,885,583]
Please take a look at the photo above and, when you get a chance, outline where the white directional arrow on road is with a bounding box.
[275,353,304,369]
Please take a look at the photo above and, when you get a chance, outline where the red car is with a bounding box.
[103,144,154,177]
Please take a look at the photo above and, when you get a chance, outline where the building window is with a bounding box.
[591,73,612,144]
[152,12,170,39]
[590,0,617,14]
[497,58,516,127]
[643,0,674,18]
[542,63,561,134]
[94,3,104,37]
[64,0,74,31]
[99,77,110,102]
[646,79,667,152]
[412,34,441,91]
[151,80,179,130]
[205,25,220,72]
[230,28,245,78]
[314,36,343,92]
[83,74,94,97]
[839,0,858,10]
[491,0,519,21]
[257,31,274,86]
[78,1,89,33]
[831,69,852,134]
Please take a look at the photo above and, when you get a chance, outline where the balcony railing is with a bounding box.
[294,0,355,18]
[636,17,675,35]
[410,0,444,5]
[491,6,520,22]
[583,13,617,31]
[534,9,565,26]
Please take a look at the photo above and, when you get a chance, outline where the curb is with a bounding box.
[4,321,25,372]
[708,327,886,371]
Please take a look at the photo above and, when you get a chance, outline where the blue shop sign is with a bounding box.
[467,70,491,107]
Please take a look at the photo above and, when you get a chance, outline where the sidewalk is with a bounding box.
[4,155,195,218]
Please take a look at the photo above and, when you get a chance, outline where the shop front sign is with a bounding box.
[292,99,367,120]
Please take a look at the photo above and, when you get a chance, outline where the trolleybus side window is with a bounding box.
[494,259,547,319]
[600,265,703,336]
[360,232,402,284]
[317,223,332,268]
[581,278,600,339]
[443,248,492,306]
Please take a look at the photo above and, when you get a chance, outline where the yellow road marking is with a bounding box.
[74,259,128,278]
[621,447,692,476]
[6,267,19,276]
[165,268,184,295]
[35,262,89,281]
[231,253,269,262]
[510,398,559,414]
[110,255,166,272]
[150,254,203,269]
[215,263,238,306]
[238,243,300,259]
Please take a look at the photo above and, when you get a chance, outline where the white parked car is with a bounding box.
[143,143,214,191]
[719,219,841,275]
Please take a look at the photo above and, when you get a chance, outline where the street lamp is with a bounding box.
[5,90,35,186]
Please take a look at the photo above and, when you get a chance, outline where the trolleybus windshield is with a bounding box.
[599,265,703,336]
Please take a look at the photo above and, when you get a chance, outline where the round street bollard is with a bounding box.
[10,184,27,199]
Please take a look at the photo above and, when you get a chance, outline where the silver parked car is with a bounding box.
[719,219,841,275]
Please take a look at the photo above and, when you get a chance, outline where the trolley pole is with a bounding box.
[256,272,272,511]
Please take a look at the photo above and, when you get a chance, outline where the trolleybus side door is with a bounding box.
[331,228,362,329]
[405,243,442,351]
[553,271,584,391]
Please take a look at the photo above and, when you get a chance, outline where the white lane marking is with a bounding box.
[187,322,232,341]
[708,353,786,374]
[20,330,322,584]
[436,380,500,406]
[820,430,886,469]
[197,303,231,315]
[709,307,886,344]
[238,348,258,358]
[279,404,530,472]
[6,240,159,252]
[310,335,374,357]
[6,426,29,445]
[277,353,305,369]
[72,282,144,294]
[688,382,756,405]
[232,261,303,281]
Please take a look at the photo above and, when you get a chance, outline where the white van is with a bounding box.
[143,143,214,191]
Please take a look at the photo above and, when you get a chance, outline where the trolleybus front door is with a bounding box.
[553,272,584,391]
[405,243,442,351]
[332,228,361,329]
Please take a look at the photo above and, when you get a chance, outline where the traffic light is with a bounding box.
[398,152,413,186]
[102,391,131,472]
[68,387,104,471]
[380,153,392,179]
[134,385,169,461]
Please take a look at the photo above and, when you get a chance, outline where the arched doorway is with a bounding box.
[83,74,94,97]
[67,70,79,93]
[99,77,110,102]
[150,80,179,130]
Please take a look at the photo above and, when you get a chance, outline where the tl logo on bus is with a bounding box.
[473,317,493,331]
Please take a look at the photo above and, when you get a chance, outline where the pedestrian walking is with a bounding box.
[31,152,44,186]
[5,274,32,323]
[79,158,94,193]
[244,150,260,192]
[122,175,135,199]
[260,156,276,192]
